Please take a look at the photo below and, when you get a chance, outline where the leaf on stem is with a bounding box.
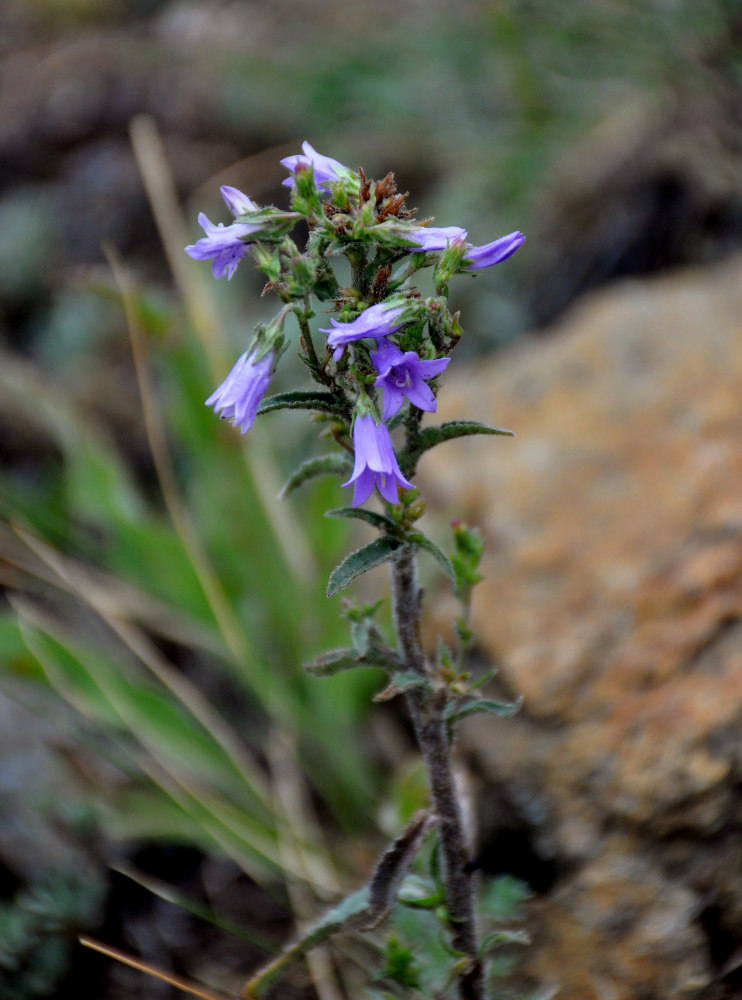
[325,506,398,533]
[407,531,456,585]
[479,929,531,954]
[279,454,352,498]
[305,645,400,677]
[402,420,514,475]
[363,810,437,930]
[373,671,431,702]
[446,696,523,727]
[326,536,403,598]
[258,389,349,418]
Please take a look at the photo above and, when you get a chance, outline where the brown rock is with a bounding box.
[423,255,742,997]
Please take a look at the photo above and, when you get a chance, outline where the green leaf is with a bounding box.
[327,537,404,598]
[325,506,398,533]
[402,420,514,474]
[397,874,444,910]
[305,646,399,676]
[364,811,435,929]
[258,389,349,418]
[373,671,431,702]
[243,886,371,997]
[408,531,456,584]
[279,453,352,498]
[446,696,523,726]
[480,929,530,953]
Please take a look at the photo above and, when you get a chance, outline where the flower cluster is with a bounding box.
[186,141,524,507]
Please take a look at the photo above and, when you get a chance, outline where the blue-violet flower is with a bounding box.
[281,141,350,191]
[321,303,406,360]
[205,348,273,433]
[343,413,414,506]
[463,231,525,270]
[185,185,261,280]
[409,226,468,251]
[371,339,450,420]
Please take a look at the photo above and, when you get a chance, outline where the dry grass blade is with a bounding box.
[103,242,257,675]
[267,730,346,1000]
[129,114,315,582]
[0,521,222,655]
[80,936,230,1000]
[14,524,274,810]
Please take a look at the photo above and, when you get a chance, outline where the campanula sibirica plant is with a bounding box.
[186,142,525,1000]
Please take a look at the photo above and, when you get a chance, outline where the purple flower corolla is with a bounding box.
[281,141,350,191]
[185,186,261,280]
[219,185,258,217]
[463,231,525,270]
[409,226,468,251]
[205,348,273,433]
[343,414,414,506]
[371,339,450,420]
[320,303,406,360]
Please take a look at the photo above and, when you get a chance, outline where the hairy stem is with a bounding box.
[390,549,485,1000]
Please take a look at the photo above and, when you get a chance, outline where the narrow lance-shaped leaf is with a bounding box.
[362,810,437,930]
[279,453,352,498]
[408,531,456,585]
[241,886,372,999]
[305,645,401,677]
[325,506,399,533]
[446,696,523,727]
[327,537,403,598]
[258,389,349,418]
[373,670,431,702]
[401,420,514,476]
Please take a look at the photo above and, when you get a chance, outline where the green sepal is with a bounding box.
[402,420,514,475]
[258,389,348,418]
[305,645,401,677]
[446,696,523,726]
[408,531,456,585]
[325,506,398,533]
[327,537,404,598]
[279,453,352,498]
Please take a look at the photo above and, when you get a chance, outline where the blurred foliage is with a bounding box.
[0,868,105,1000]
[0,256,388,881]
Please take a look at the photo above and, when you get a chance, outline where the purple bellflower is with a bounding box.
[185,185,261,280]
[371,339,450,420]
[205,348,273,434]
[343,413,414,506]
[320,303,406,360]
[281,141,350,191]
[409,226,468,251]
[408,225,525,270]
[463,231,525,269]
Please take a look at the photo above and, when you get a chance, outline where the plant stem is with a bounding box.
[390,548,485,1000]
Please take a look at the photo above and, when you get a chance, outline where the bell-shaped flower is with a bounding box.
[320,302,407,360]
[205,348,273,433]
[343,412,414,506]
[371,339,450,420]
[408,225,525,271]
[185,185,262,280]
[408,226,468,251]
[281,141,352,191]
[463,231,525,270]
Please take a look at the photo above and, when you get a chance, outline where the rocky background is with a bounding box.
[1,1,742,998]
